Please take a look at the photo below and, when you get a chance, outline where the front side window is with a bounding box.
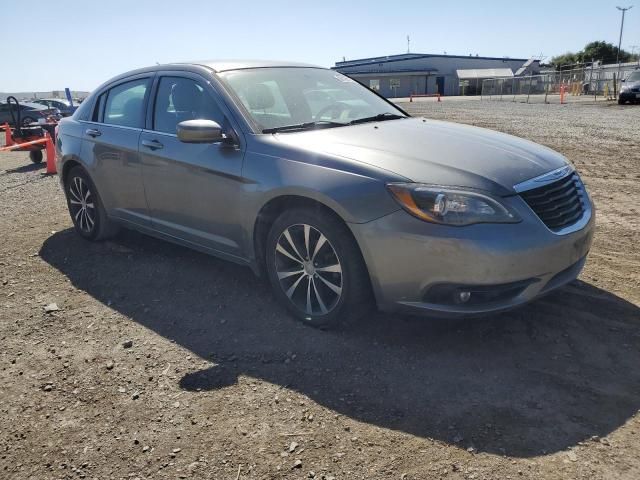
[103,78,149,128]
[219,68,404,132]
[153,76,223,134]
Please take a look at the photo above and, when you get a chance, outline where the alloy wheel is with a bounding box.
[274,224,343,317]
[68,176,96,233]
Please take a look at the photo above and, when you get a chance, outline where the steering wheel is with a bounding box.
[314,102,352,121]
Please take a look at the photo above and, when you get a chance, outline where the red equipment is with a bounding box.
[0,96,57,173]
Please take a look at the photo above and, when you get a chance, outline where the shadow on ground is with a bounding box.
[40,228,640,458]
[1,162,45,175]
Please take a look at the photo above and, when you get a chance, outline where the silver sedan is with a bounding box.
[56,60,594,328]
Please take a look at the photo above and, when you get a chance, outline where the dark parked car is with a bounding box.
[619,70,640,104]
[0,101,60,126]
[31,98,78,117]
[55,60,594,328]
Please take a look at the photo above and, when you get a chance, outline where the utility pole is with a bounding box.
[407,35,410,54]
[616,6,633,94]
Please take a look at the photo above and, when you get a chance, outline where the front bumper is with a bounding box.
[350,194,595,317]
[619,91,639,102]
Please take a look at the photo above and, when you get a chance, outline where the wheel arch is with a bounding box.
[252,195,373,292]
[61,159,83,186]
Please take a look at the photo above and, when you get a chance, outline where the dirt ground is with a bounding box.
[1,100,639,480]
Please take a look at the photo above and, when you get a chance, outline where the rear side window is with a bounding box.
[73,95,93,121]
[153,76,224,134]
[103,78,149,128]
[92,93,106,122]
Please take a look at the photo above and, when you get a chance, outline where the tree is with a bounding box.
[582,41,630,64]
[551,41,638,69]
[550,52,580,69]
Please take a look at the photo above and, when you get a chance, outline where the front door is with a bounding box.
[139,74,245,258]
[80,76,152,227]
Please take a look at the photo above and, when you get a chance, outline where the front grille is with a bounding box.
[520,172,585,232]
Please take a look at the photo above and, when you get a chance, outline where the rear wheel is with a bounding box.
[64,166,118,241]
[22,116,36,126]
[265,208,372,328]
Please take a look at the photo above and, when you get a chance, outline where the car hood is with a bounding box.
[272,117,569,195]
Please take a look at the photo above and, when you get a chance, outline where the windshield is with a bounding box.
[627,71,640,82]
[218,67,405,132]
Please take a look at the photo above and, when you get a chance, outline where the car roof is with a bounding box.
[182,59,323,72]
[91,60,327,95]
[20,102,48,110]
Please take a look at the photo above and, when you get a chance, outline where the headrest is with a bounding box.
[246,84,275,110]
[121,97,142,125]
[171,81,202,111]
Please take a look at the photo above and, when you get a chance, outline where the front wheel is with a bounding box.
[265,208,372,328]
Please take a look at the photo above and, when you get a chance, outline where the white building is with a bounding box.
[333,53,540,97]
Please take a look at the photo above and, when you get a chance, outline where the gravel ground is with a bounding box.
[0,100,639,480]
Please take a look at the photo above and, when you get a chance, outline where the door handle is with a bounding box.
[142,139,164,150]
[85,128,101,137]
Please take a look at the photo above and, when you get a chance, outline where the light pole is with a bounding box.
[616,6,633,93]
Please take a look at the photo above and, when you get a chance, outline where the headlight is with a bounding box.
[620,85,630,93]
[387,183,521,226]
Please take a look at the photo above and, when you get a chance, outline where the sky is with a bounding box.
[3,0,639,92]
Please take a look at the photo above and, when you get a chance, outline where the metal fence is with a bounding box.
[480,64,639,104]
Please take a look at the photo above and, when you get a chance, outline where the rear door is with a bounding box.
[139,72,245,257]
[79,75,152,227]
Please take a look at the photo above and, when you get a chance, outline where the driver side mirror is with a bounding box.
[177,119,225,144]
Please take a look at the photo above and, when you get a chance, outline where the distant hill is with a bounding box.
[0,90,90,102]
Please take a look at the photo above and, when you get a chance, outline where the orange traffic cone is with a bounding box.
[2,123,12,147]
[45,132,56,174]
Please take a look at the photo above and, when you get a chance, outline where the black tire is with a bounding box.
[22,116,36,126]
[29,150,43,164]
[265,207,372,329]
[64,166,118,241]
[618,98,624,105]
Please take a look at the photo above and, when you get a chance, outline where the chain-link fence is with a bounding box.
[481,64,639,103]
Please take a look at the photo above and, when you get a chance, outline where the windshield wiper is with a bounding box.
[349,113,405,125]
[263,121,346,134]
